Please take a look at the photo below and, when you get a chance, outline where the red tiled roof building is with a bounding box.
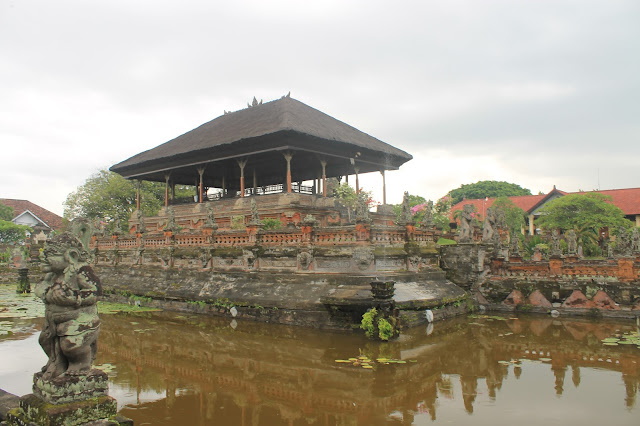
[0,199,65,236]
[450,187,640,235]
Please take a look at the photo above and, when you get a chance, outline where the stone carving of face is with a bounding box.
[40,234,85,274]
[40,246,67,273]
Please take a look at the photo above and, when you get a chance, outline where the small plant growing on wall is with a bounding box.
[231,215,245,229]
[360,308,398,341]
[377,318,394,341]
[361,308,377,338]
[262,218,282,230]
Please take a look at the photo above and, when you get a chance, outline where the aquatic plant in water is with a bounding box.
[601,331,640,348]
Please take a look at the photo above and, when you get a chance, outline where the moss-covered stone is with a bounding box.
[6,393,117,426]
[211,247,244,258]
[404,241,420,256]
[374,247,406,257]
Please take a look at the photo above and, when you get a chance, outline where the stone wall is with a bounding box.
[95,265,464,329]
[438,242,640,317]
[439,243,489,289]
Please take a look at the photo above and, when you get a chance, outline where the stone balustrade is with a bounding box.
[490,256,640,282]
[88,221,442,274]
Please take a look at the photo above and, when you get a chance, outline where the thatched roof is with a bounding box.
[110,96,412,186]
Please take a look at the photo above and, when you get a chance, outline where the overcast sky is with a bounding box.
[1,0,638,216]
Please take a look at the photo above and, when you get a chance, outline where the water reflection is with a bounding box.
[87,313,640,425]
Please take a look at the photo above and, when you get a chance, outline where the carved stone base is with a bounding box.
[6,393,117,426]
[33,369,110,405]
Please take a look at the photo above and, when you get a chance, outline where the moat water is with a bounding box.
[1,289,639,425]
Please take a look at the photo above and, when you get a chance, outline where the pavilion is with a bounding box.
[110,95,412,207]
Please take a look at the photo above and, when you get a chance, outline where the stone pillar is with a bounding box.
[164,173,170,207]
[320,160,327,197]
[136,179,141,210]
[237,159,247,197]
[283,152,293,193]
[380,169,386,205]
[197,167,205,203]
[17,266,30,293]
[529,214,535,236]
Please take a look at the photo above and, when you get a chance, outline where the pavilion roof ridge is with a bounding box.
[110,96,412,178]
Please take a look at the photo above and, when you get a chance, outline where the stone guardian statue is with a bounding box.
[36,232,102,379]
[458,204,474,243]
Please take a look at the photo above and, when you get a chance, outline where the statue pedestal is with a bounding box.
[5,370,129,425]
[33,369,109,404]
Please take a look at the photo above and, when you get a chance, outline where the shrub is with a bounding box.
[360,308,377,338]
[231,215,245,229]
[378,318,394,341]
[262,218,282,230]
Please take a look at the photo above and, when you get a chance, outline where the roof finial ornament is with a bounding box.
[247,97,263,108]
[281,91,291,99]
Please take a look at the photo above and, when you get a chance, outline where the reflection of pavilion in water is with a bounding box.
[96,313,640,424]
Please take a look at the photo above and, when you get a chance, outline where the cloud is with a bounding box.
[0,0,638,216]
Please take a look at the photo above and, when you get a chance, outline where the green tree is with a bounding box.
[449,181,531,205]
[492,197,527,234]
[536,193,633,255]
[433,195,453,232]
[0,204,14,221]
[333,183,375,209]
[0,220,32,244]
[64,169,193,230]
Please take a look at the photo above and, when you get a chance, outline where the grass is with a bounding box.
[436,238,457,245]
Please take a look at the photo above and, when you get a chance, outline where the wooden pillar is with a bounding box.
[237,159,247,197]
[164,174,170,207]
[222,175,226,195]
[354,167,360,194]
[320,160,327,197]
[380,170,387,205]
[283,152,293,193]
[253,169,257,195]
[136,180,141,210]
[197,167,205,203]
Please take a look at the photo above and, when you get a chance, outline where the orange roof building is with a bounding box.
[450,187,640,235]
[0,199,65,241]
